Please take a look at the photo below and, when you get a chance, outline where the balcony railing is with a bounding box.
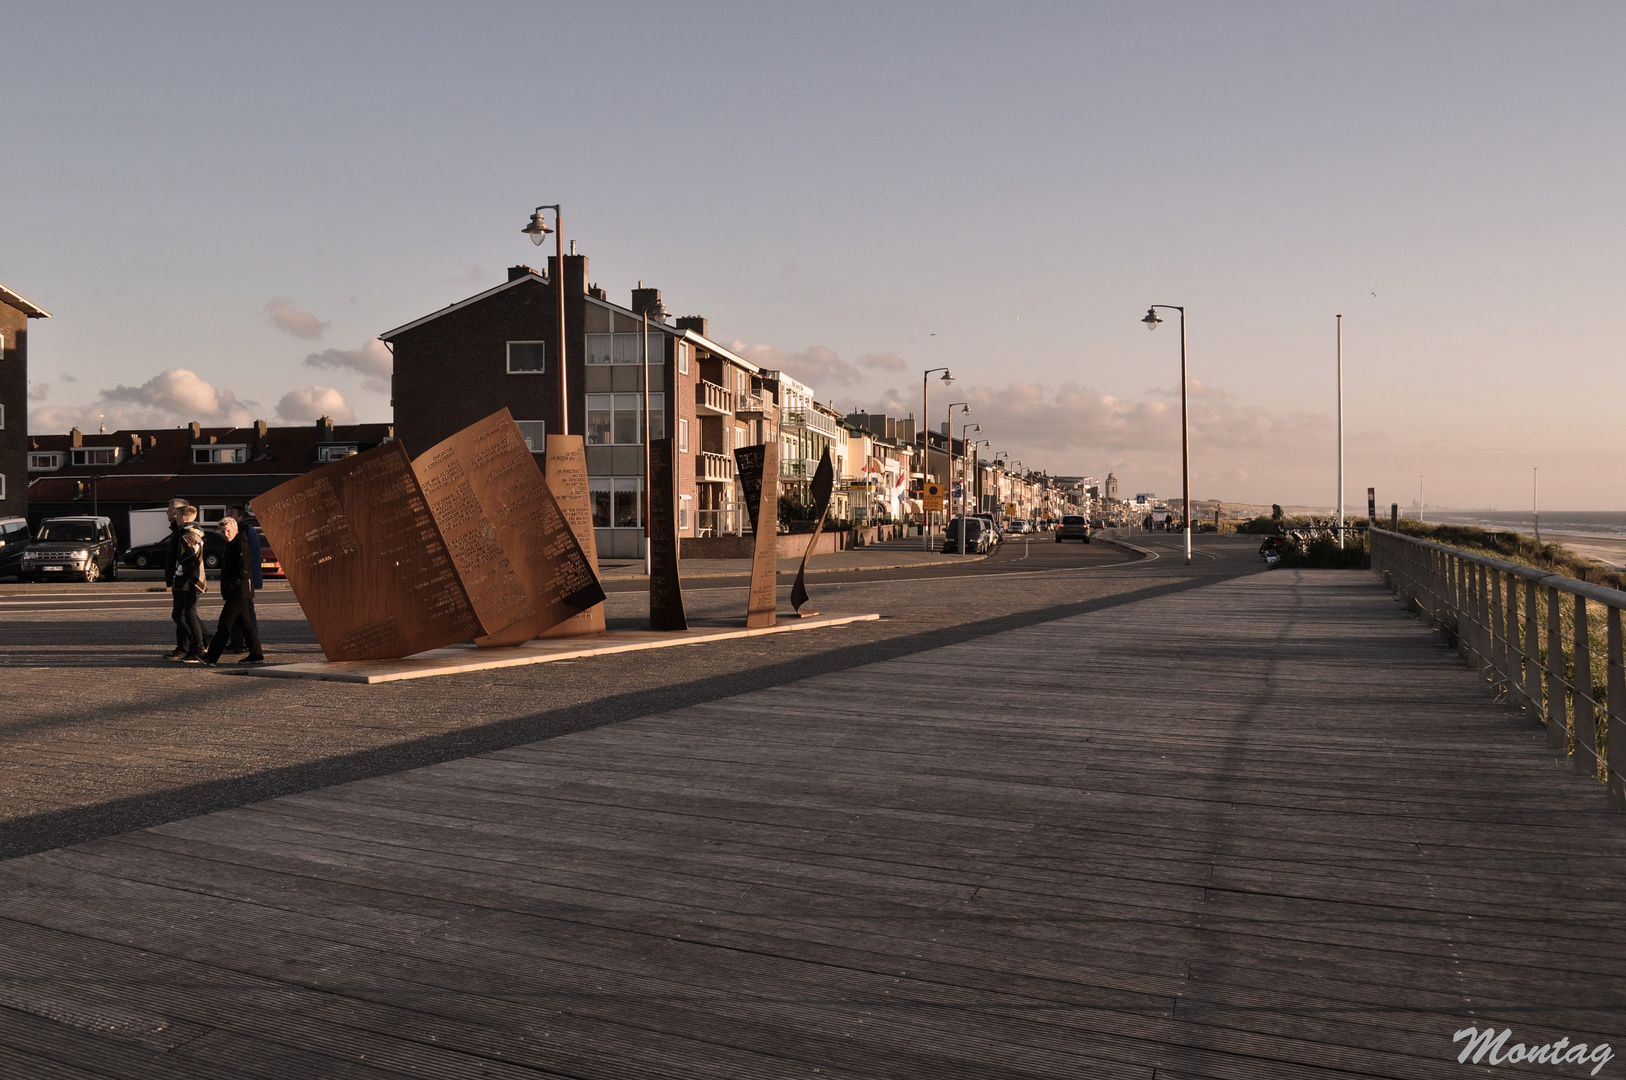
[697,451,734,483]
[736,392,768,414]
[695,380,733,415]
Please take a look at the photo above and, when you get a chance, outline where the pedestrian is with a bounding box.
[222,505,261,653]
[203,513,265,666]
[161,498,192,660]
[169,506,206,663]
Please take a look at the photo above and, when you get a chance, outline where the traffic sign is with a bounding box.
[923,483,944,512]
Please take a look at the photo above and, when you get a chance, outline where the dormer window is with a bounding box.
[71,447,121,466]
[318,445,358,462]
[193,445,247,464]
[29,452,62,471]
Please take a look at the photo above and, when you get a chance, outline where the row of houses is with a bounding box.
[1,254,1096,554]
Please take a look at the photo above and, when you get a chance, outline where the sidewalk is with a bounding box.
[600,541,985,579]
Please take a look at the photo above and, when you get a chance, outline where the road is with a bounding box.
[0,532,1265,857]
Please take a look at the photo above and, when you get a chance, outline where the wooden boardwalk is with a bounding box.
[0,569,1622,1078]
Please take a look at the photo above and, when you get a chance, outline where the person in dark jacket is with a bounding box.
[170,507,207,663]
[222,506,261,653]
[161,499,193,659]
[203,515,265,666]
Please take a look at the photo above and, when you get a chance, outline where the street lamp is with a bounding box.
[994,451,1009,520]
[1142,304,1192,565]
[521,204,569,436]
[945,402,970,517]
[958,422,980,554]
[1335,313,1344,549]
[921,367,954,550]
[972,439,990,516]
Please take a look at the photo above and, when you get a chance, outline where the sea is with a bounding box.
[1417,510,1626,540]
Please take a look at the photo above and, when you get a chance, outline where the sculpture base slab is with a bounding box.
[237,613,880,685]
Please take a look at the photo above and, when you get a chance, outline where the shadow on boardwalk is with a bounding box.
[0,569,1620,1078]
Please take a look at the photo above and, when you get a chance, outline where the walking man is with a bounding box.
[170,506,206,663]
[203,514,265,666]
[161,498,192,660]
[222,505,261,653]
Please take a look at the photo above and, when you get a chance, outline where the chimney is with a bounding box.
[129,433,143,459]
[508,264,540,282]
[70,426,83,447]
[254,419,268,439]
[587,283,606,300]
[631,282,662,317]
[676,315,708,338]
[547,252,588,296]
[317,415,335,442]
[188,421,201,441]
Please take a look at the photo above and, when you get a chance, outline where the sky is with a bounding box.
[4,2,1623,510]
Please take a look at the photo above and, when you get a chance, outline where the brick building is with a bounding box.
[0,283,50,519]
[384,253,780,558]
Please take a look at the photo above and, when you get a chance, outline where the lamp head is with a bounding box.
[522,210,553,246]
[940,369,954,385]
[1142,307,1161,330]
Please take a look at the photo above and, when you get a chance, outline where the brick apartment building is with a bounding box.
[25,418,395,545]
[384,252,791,558]
[0,283,50,520]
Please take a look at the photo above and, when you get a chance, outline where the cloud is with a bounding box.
[264,297,330,341]
[29,367,258,434]
[729,341,864,387]
[859,351,909,373]
[60,373,76,383]
[303,338,392,393]
[275,386,356,424]
[1148,377,1228,400]
[28,383,48,402]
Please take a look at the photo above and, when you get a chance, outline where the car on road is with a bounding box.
[941,516,990,554]
[22,516,121,582]
[0,517,34,580]
[122,526,226,570]
[1055,514,1092,543]
[1004,518,1029,535]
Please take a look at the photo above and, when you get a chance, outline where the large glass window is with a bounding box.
[585,394,663,444]
[589,477,642,528]
[72,448,121,466]
[507,341,546,373]
[514,420,546,453]
[586,332,664,365]
[678,418,688,453]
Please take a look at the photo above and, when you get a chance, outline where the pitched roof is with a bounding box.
[0,283,51,318]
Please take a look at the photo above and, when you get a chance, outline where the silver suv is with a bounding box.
[22,516,121,582]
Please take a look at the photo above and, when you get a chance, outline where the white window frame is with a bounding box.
[0,474,5,500]
[28,452,62,471]
[0,403,4,429]
[586,332,665,366]
[71,447,122,466]
[586,393,663,445]
[192,445,248,465]
[318,445,358,462]
[678,418,688,453]
[514,420,546,454]
[677,342,689,375]
[679,493,691,530]
[506,340,547,374]
[588,476,644,528]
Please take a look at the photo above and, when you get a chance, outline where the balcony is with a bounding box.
[697,452,734,483]
[735,392,768,415]
[695,380,734,416]
[782,408,837,437]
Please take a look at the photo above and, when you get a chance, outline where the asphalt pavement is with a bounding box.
[0,530,1265,858]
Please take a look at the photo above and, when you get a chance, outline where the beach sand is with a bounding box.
[1544,531,1626,570]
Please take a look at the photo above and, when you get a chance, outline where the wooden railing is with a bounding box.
[1370,528,1625,807]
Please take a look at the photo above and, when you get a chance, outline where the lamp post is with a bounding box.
[959,422,980,555]
[945,402,970,517]
[921,367,955,550]
[641,294,669,576]
[994,451,1008,519]
[521,204,568,437]
[1336,313,1344,549]
[973,439,990,516]
[1141,304,1192,565]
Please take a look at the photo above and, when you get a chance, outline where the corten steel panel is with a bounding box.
[538,435,608,638]
[412,410,604,647]
[734,442,779,628]
[251,441,481,662]
[647,438,686,631]
[790,447,835,617]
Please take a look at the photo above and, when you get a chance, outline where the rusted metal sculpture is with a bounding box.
[734,442,780,628]
[790,447,835,616]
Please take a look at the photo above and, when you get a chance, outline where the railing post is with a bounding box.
[1573,596,1597,779]
[1547,585,1569,753]
[1522,577,1541,720]
[1607,605,1625,809]
[1489,567,1506,688]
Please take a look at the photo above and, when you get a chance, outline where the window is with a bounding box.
[679,494,691,530]
[514,420,546,453]
[29,453,61,471]
[71,448,120,466]
[193,446,247,464]
[507,341,546,374]
[0,403,4,429]
[585,393,663,444]
[0,475,5,500]
[318,445,357,462]
[586,332,664,365]
[678,418,688,453]
[588,477,644,528]
[678,342,689,375]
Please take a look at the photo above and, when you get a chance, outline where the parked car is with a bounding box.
[22,516,121,582]
[942,516,990,554]
[122,525,230,570]
[976,515,1002,548]
[1004,518,1029,535]
[0,517,34,579]
[1055,514,1092,543]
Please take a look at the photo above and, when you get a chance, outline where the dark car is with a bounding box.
[22,516,120,582]
[122,525,230,570]
[942,516,988,554]
[1055,514,1092,543]
[0,517,34,579]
